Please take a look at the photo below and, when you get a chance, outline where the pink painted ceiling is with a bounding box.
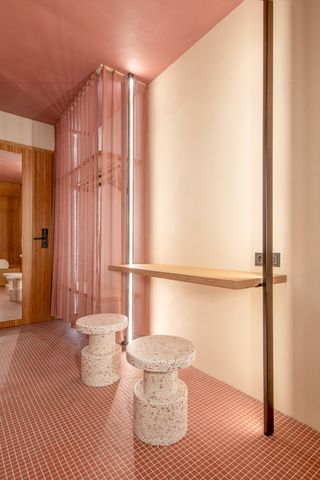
[0,0,243,125]
[0,150,22,183]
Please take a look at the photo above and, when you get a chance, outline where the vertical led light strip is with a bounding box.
[127,73,135,342]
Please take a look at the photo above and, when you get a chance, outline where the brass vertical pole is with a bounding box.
[262,0,274,436]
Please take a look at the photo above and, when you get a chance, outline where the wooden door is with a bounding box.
[22,148,53,324]
[0,140,54,327]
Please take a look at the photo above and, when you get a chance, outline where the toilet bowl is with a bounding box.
[0,259,9,269]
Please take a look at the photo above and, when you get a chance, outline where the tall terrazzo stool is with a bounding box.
[75,313,128,387]
[126,335,196,446]
[2,273,13,296]
[5,273,23,302]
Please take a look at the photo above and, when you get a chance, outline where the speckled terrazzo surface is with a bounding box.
[126,335,195,446]
[126,335,196,372]
[75,313,128,334]
[81,343,122,387]
[76,314,127,387]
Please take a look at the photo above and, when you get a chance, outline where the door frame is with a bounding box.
[0,139,54,328]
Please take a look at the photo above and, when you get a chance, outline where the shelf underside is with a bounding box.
[109,264,287,290]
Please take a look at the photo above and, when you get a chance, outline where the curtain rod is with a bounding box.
[59,64,146,121]
[94,64,147,86]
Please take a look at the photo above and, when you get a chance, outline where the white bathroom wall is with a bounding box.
[0,111,55,151]
[148,0,320,432]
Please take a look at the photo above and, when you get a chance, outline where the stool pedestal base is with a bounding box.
[133,375,188,446]
[81,343,121,387]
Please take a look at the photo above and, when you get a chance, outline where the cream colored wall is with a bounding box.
[287,0,320,431]
[0,111,55,151]
[148,0,320,431]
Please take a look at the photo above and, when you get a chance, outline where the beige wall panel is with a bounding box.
[148,0,320,431]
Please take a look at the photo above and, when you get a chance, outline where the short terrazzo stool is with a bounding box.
[126,335,196,446]
[75,313,128,387]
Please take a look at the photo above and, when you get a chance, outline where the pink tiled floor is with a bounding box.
[0,287,21,322]
[0,320,319,480]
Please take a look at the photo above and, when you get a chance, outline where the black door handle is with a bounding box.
[33,228,48,248]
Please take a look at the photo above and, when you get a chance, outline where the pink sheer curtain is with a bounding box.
[99,70,128,315]
[51,68,149,334]
[51,74,100,324]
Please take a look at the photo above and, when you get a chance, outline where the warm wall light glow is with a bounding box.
[127,73,135,342]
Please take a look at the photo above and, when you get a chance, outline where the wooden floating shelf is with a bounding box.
[109,264,287,291]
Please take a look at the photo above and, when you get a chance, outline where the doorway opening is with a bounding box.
[0,149,22,324]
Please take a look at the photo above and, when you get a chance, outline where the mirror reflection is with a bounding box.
[0,149,22,322]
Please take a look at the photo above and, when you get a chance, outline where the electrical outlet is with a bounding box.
[255,252,281,267]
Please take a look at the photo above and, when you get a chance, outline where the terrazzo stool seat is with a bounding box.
[126,335,195,446]
[76,313,128,387]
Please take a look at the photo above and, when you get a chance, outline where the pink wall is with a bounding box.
[0,0,243,124]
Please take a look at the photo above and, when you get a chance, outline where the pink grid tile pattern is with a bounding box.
[0,320,319,480]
